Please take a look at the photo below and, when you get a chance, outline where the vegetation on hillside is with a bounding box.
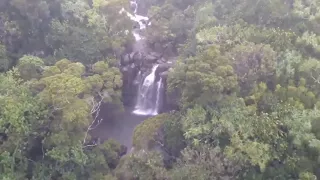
[2,0,320,179]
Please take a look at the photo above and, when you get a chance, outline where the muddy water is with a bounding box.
[91,0,155,150]
[91,104,152,149]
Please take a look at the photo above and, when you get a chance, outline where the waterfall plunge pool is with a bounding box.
[91,104,152,150]
[91,0,163,151]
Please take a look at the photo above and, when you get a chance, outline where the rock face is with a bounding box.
[120,48,175,109]
[148,41,177,58]
[120,0,179,111]
[156,63,171,73]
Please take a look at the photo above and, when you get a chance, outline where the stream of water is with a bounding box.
[133,64,162,115]
[120,0,163,116]
[92,0,162,150]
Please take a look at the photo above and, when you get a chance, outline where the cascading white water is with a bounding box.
[120,0,163,116]
[153,78,163,115]
[97,0,166,152]
[130,0,138,14]
[133,64,162,115]
[119,0,149,41]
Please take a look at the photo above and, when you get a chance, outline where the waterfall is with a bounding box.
[120,0,163,116]
[130,0,138,14]
[119,0,149,41]
[153,78,163,114]
[133,64,162,115]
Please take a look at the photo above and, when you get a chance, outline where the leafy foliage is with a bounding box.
[2,0,320,179]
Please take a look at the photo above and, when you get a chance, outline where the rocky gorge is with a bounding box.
[92,0,178,153]
[119,0,178,114]
[120,48,176,111]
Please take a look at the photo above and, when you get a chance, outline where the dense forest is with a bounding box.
[1,0,320,179]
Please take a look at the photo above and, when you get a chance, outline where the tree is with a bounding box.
[168,45,238,108]
[115,150,168,180]
[133,113,170,150]
[169,145,242,180]
[0,44,10,72]
[0,58,125,179]
[0,69,46,179]
[228,42,277,96]
[45,0,133,64]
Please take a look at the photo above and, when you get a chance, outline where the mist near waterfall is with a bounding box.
[91,0,167,149]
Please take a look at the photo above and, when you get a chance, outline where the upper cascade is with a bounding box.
[119,0,150,41]
[130,0,138,14]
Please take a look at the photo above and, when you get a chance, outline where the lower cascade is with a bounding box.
[133,64,163,115]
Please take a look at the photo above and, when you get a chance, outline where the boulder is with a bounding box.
[143,63,154,69]
[121,54,131,66]
[119,145,128,156]
[133,21,140,29]
[129,52,135,60]
[159,71,169,79]
[163,43,175,58]
[157,63,171,73]
[132,51,143,64]
[144,54,158,63]
[122,63,137,79]
[154,42,163,53]
[122,64,139,107]
[157,57,167,64]
[121,66,128,73]
[149,51,162,58]
[141,19,147,26]
[140,66,149,73]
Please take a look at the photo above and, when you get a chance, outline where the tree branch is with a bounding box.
[311,71,320,84]
[83,92,105,147]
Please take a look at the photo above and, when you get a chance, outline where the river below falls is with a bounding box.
[90,104,152,149]
[90,0,156,150]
